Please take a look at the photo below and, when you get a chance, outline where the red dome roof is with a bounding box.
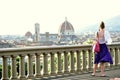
[25,31,32,37]
[58,19,74,33]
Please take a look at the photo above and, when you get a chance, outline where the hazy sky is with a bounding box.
[0,0,120,35]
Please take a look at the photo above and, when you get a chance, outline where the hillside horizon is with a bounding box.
[77,15,120,33]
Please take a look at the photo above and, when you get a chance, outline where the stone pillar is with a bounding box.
[76,50,81,73]
[2,56,9,80]
[18,55,26,80]
[88,50,92,71]
[82,50,87,72]
[27,54,34,79]
[119,48,120,68]
[105,48,110,70]
[10,55,17,80]
[50,52,56,75]
[57,52,62,74]
[110,48,114,69]
[64,51,69,74]
[43,53,48,76]
[35,53,41,78]
[70,51,75,73]
[115,48,119,68]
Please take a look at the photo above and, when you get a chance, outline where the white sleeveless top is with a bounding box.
[96,31,112,44]
[98,37,106,44]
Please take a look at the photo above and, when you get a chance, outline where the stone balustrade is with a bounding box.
[0,43,120,80]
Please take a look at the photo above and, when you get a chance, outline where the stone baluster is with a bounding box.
[88,50,92,72]
[70,51,75,73]
[76,50,81,73]
[35,53,41,78]
[43,53,48,76]
[119,48,120,68]
[115,48,119,68]
[64,51,69,74]
[110,48,114,69]
[105,47,114,70]
[10,55,17,80]
[50,52,56,75]
[82,50,87,72]
[2,56,9,80]
[18,55,26,80]
[27,54,34,79]
[105,63,110,70]
[104,48,110,70]
[57,52,62,74]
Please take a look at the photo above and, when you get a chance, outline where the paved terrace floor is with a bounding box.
[33,69,120,80]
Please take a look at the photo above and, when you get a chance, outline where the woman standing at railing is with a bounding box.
[92,21,113,77]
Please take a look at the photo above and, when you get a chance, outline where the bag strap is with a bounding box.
[96,31,99,41]
[97,32,99,38]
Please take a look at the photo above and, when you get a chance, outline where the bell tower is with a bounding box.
[34,23,40,42]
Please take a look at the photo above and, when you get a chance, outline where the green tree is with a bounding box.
[83,39,93,44]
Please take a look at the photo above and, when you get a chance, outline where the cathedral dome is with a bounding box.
[25,31,32,38]
[58,18,74,35]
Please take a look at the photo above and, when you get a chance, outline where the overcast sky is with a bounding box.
[0,0,120,35]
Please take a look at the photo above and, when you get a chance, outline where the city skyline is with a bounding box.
[0,0,120,35]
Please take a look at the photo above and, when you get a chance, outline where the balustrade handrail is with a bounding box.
[0,44,92,56]
[0,43,120,80]
[0,43,119,52]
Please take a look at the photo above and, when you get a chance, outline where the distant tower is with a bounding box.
[34,23,40,42]
[45,32,49,41]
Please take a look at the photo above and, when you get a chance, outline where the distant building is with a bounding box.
[0,40,15,48]
[25,31,33,42]
[40,33,58,45]
[58,17,79,44]
[45,32,49,42]
[58,17,74,35]
[23,18,79,46]
[25,31,32,38]
[34,23,40,42]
